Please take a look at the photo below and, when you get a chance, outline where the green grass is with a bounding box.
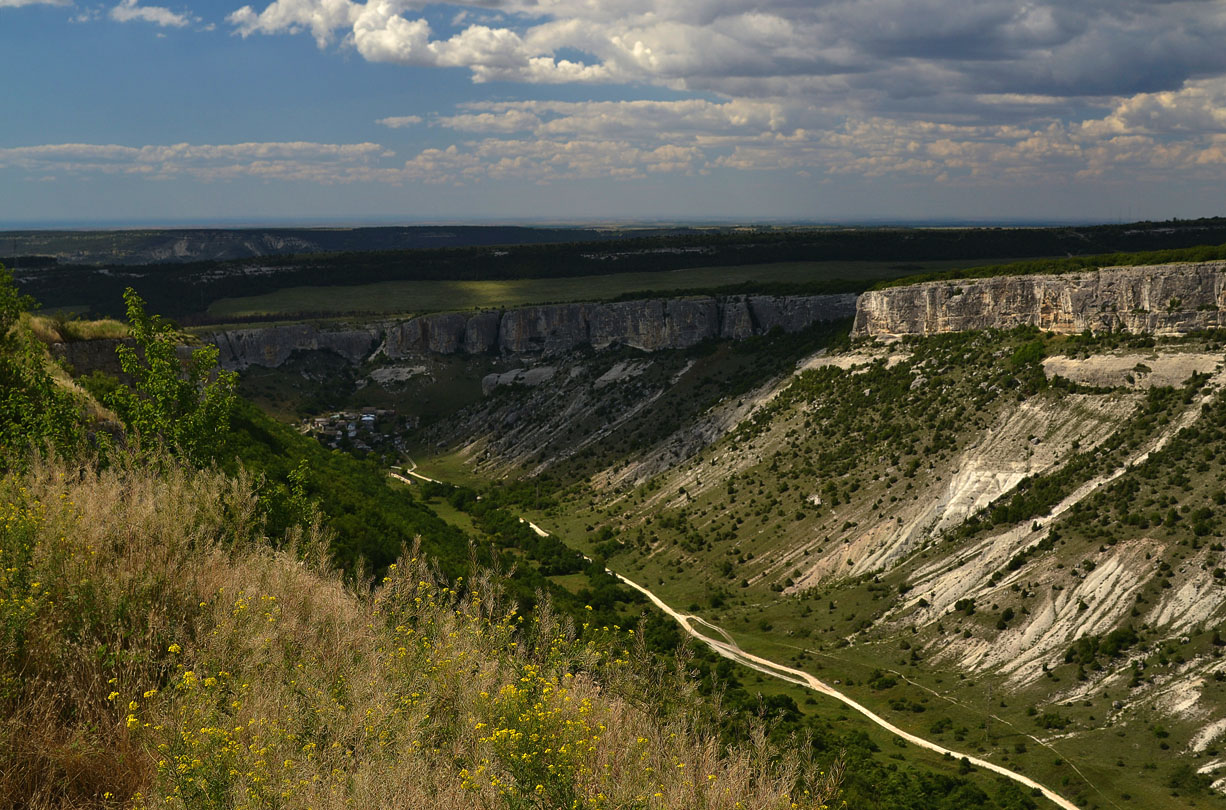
[548,573,591,594]
[409,450,493,490]
[436,495,1082,809]
[207,259,1013,319]
[411,491,479,534]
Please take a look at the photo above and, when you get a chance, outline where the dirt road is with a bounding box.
[390,468,1079,809]
[607,568,1080,810]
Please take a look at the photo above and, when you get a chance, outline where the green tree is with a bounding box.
[0,264,35,332]
[106,287,237,465]
[0,265,83,464]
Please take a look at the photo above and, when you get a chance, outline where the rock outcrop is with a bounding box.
[203,293,858,370]
[852,262,1226,338]
[52,338,199,381]
[211,324,382,371]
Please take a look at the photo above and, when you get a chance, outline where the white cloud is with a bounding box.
[375,88,1226,188]
[348,11,615,82]
[0,141,395,183]
[228,0,361,47]
[377,115,424,128]
[219,0,1226,188]
[110,0,193,27]
[27,0,1226,195]
[433,109,541,132]
[223,0,1226,108]
[10,105,1226,193]
[0,0,68,6]
[1081,80,1226,137]
[397,137,703,184]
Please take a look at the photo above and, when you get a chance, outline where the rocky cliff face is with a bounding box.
[53,338,199,381]
[852,262,1226,338]
[203,293,858,370]
[210,324,383,371]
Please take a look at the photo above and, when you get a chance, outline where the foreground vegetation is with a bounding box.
[2,454,842,810]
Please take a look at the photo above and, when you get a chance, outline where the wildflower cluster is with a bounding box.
[465,664,604,807]
[0,488,47,694]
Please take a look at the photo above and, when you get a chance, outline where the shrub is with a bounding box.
[0,266,84,464]
[104,288,237,466]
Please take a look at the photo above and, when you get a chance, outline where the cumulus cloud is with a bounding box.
[228,0,360,47]
[224,0,1226,105]
[24,0,1226,193]
[220,0,1226,176]
[110,0,194,27]
[210,0,1226,192]
[1081,80,1226,137]
[365,86,1226,188]
[397,137,704,184]
[10,104,1226,192]
[423,99,792,142]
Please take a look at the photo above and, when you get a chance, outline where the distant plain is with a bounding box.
[207,258,1024,320]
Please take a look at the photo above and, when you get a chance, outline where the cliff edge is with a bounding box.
[205,293,858,370]
[852,262,1226,339]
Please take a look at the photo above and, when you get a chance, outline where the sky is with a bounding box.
[3,0,1226,225]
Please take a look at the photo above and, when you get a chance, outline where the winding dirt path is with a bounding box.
[392,468,1078,809]
[606,568,1079,810]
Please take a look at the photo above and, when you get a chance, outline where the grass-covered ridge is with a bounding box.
[206,260,891,320]
[873,242,1226,289]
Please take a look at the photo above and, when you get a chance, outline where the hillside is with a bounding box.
[2,454,845,810]
[4,267,1079,810]
[1,270,855,810]
[384,267,1226,809]
[20,256,1226,808]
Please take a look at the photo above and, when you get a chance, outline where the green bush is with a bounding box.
[104,288,237,466]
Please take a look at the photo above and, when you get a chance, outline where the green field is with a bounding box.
[207,258,1021,319]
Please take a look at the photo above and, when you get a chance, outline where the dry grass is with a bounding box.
[0,455,840,810]
[11,315,122,428]
[25,315,64,345]
[60,319,129,342]
[26,315,129,343]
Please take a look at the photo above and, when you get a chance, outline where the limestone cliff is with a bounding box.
[852,262,1226,338]
[203,293,858,370]
[210,324,382,371]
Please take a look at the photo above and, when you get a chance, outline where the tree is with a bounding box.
[0,265,82,464]
[0,264,35,334]
[105,288,237,465]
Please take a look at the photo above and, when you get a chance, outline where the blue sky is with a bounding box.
[3,0,1226,224]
